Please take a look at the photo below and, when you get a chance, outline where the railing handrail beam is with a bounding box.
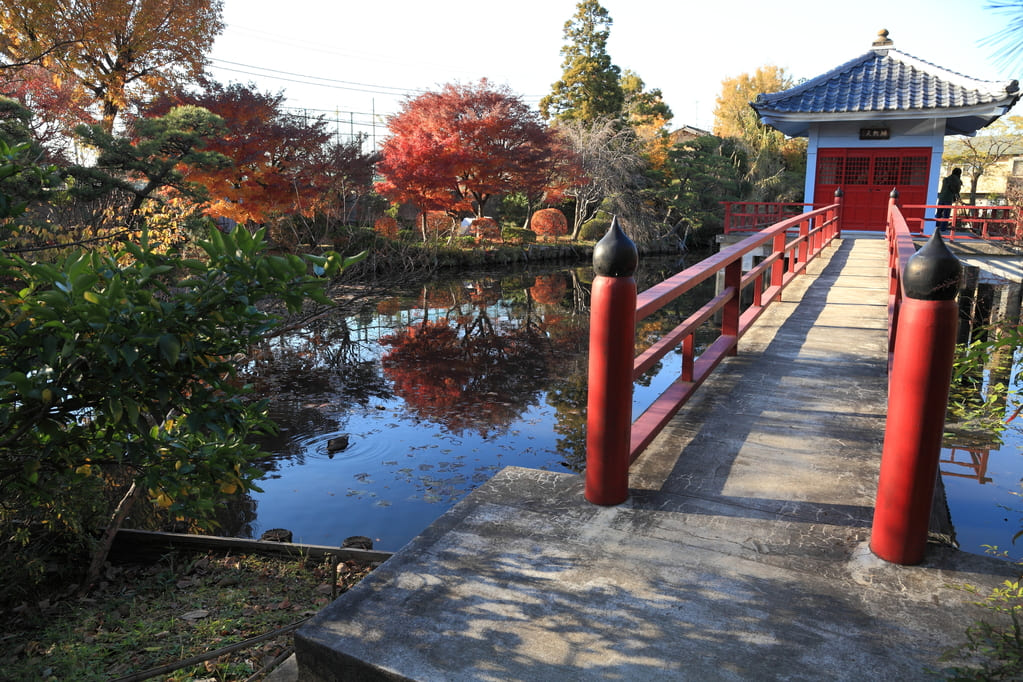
[637,204,838,322]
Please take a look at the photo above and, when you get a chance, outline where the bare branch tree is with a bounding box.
[556,117,645,239]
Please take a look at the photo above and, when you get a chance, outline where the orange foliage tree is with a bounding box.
[519,127,579,228]
[374,215,399,239]
[146,82,374,227]
[376,79,561,228]
[412,210,456,241]
[0,0,224,132]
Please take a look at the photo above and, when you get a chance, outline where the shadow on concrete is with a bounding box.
[296,466,1013,681]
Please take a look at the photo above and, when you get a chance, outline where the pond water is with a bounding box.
[217,255,714,552]
[940,346,1023,560]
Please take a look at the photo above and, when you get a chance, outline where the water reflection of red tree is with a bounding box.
[380,317,550,436]
[530,273,568,306]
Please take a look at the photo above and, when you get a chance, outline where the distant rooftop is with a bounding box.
[752,29,1020,137]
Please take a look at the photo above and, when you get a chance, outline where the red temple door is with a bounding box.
[815,148,930,230]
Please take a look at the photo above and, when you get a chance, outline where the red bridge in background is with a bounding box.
[723,199,1023,242]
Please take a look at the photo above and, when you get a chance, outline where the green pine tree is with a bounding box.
[539,0,624,124]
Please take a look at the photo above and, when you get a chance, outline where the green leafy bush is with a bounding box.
[940,579,1023,679]
[0,225,361,595]
[502,227,536,244]
[579,212,612,241]
[0,140,364,595]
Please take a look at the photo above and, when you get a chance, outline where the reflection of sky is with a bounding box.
[247,395,570,551]
[941,349,1023,560]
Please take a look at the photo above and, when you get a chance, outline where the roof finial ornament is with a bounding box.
[872,29,893,49]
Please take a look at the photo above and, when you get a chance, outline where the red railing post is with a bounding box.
[585,217,638,506]
[721,259,741,354]
[834,188,843,239]
[798,215,810,266]
[870,232,962,565]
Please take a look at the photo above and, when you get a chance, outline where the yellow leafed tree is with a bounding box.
[713,65,807,202]
[0,0,224,132]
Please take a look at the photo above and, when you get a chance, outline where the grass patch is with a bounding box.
[2,549,377,681]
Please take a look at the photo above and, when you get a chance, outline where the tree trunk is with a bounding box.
[80,479,144,594]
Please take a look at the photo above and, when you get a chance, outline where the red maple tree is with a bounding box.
[145,82,374,226]
[376,79,562,227]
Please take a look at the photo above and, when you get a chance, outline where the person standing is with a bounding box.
[935,168,962,231]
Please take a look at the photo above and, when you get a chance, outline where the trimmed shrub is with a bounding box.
[531,208,568,241]
[469,217,502,243]
[374,215,399,239]
[502,227,537,244]
[579,213,612,242]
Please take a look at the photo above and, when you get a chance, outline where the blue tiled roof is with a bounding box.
[755,48,1017,114]
[751,36,1019,137]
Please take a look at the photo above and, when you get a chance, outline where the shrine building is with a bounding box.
[751,29,1020,230]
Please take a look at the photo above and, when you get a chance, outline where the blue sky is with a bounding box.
[208,0,1017,139]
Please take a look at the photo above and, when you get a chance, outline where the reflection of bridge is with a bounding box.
[941,446,993,485]
[293,223,1021,679]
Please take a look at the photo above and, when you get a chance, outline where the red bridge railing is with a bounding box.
[722,201,814,234]
[584,195,842,505]
[726,200,1021,243]
[886,192,916,369]
[903,203,1021,241]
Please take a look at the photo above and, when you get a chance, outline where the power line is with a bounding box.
[210,58,426,96]
[208,61,420,99]
[207,57,546,124]
[208,58,545,104]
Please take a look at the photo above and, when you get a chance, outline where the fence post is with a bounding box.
[585,217,638,506]
[886,190,902,360]
[834,188,843,239]
[870,232,962,565]
[798,214,810,265]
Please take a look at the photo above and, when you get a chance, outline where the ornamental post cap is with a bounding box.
[593,215,638,277]
[903,231,962,301]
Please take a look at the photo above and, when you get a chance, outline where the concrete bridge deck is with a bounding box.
[290,235,1021,681]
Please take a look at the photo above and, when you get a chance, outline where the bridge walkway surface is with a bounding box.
[288,235,1021,681]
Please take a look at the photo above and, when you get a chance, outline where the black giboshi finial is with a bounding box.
[592,216,638,278]
[903,231,962,301]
